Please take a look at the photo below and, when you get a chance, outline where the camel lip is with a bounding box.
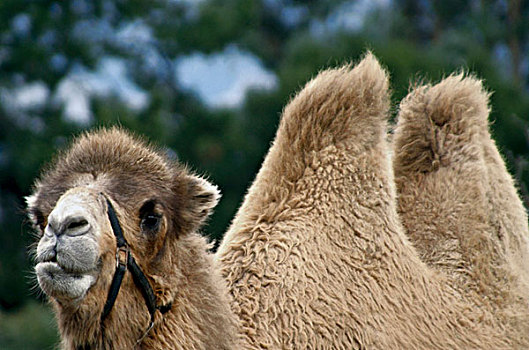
[36,261,76,278]
[36,261,97,301]
[39,254,58,264]
[36,260,94,277]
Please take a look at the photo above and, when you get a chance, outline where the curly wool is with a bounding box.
[217,53,528,349]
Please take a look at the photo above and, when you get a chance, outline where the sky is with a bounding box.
[2,0,391,125]
[175,45,278,109]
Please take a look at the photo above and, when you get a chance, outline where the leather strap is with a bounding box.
[100,199,129,322]
[100,253,127,322]
[100,198,171,325]
[128,253,157,320]
[79,197,173,350]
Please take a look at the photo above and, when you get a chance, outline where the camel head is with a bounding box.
[26,128,221,347]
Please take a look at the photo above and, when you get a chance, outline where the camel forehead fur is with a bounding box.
[26,128,219,240]
[29,129,174,217]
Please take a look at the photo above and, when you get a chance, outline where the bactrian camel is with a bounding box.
[27,53,529,349]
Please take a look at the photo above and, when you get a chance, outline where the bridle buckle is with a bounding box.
[116,245,129,268]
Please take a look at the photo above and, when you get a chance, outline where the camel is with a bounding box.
[26,53,529,349]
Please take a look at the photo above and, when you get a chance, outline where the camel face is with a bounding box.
[26,129,226,349]
[35,188,103,302]
[33,182,171,307]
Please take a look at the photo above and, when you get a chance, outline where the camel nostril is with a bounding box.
[65,218,89,234]
[68,219,88,230]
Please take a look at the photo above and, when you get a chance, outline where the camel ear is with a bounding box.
[179,175,221,233]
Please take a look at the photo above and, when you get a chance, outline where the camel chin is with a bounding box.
[36,261,96,301]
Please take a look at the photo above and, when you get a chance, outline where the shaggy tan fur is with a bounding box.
[28,129,240,349]
[393,75,529,348]
[27,53,529,349]
[216,53,524,348]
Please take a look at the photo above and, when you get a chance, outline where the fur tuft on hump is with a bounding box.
[394,73,490,175]
[276,51,389,156]
[245,52,391,192]
[218,52,391,250]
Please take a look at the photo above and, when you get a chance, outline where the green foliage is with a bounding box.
[0,301,58,349]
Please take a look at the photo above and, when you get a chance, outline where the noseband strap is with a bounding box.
[101,198,171,327]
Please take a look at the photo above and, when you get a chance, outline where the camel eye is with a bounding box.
[139,200,162,234]
[141,214,161,232]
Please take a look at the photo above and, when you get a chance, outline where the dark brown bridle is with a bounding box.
[99,197,171,344]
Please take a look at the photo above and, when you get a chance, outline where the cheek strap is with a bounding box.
[100,198,172,333]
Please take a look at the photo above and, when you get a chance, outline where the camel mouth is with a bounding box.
[36,261,97,301]
[42,254,58,263]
